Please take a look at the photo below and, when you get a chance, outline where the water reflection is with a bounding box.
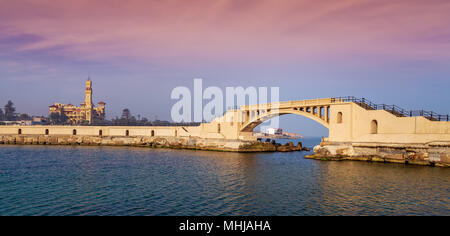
[0,142,448,216]
[315,161,450,215]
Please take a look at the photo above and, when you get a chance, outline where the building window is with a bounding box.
[175,130,177,137]
[218,124,221,133]
[337,112,343,123]
[45,129,49,135]
[151,130,155,137]
[18,129,22,135]
[126,130,129,136]
[99,130,103,136]
[371,120,378,134]
[73,129,77,135]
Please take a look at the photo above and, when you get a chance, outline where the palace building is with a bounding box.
[49,79,106,124]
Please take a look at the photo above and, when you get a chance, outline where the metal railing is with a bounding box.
[332,96,449,121]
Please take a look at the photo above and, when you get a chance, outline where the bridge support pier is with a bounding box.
[308,141,450,167]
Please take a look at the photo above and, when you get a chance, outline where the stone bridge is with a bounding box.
[210,96,450,143]
[1,97,450,166]
[2,97,449,144]
[207,96,450,166]
[238,98,332,132]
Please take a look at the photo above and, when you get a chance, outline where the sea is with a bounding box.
[0,137,448,215]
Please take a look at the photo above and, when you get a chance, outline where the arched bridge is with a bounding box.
[210,96,450,142]
[238,98,333,132]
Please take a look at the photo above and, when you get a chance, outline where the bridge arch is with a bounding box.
[240,109,330,132]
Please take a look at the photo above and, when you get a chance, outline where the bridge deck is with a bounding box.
[237,96,449,122]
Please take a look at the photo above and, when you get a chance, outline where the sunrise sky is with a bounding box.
[1,0,449,136]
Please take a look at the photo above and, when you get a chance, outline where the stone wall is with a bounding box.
[0,133,312,153]
[307,141,450,167]
[328,102,450,143]
[0,134,280,152]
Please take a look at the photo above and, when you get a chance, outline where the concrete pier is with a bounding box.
[306,141,450,167]
[0,134,271,152]
[0,134,308,152]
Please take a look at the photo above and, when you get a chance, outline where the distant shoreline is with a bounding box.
[255,133,303,140]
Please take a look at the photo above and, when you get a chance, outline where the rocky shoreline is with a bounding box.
[0,134,309,153]
[308,142,450,167]
[4,134,447,168]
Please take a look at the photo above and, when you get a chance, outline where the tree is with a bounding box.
[19,113,31,120]
[139,117,149,126]
[0,108,3,121]
[128,116,136,125]
[121,108,131,120]
[4,100,16,121]
[92,119,111,126]
[49,112,68,125]
[49,113,59,124]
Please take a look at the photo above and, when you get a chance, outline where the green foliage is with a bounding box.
[121,108,131,120]
[50,112,69,125]
[18,113,31,120]
[110,108,200,126]
[4,100,16,121]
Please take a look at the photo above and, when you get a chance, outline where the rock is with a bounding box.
[153,138,168,146]
[313,145,330,156]
[276,145,292,152]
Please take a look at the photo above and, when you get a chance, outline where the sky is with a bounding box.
[1,0,450,136]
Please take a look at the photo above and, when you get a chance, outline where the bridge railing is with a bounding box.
[238,98,335,111]
[333,96,449,121]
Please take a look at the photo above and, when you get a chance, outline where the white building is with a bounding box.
[266,128,282,135]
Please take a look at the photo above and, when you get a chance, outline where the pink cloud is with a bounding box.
[0,0,449,65]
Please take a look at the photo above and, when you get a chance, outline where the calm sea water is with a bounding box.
[0,137,448,216]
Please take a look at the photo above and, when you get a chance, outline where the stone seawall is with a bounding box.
[307,142,450,167]
[0,134,306,152]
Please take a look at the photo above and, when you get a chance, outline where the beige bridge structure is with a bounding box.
[209,96,450,166]
[1,97,450,166]
[211,96,450,144]
[1,97,450,144]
